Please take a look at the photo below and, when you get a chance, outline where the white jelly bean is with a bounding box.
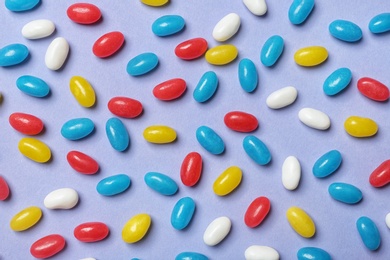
[45,37,69,70]
[245,245,280,260]
[44,188,79,209]
[298,108,331,130]
[386,213,390,229]
[282,156,301,190]
[212,13,241,42]
[266,86,298,109]
[243,0,267,16]
[203,216,231,246]
[22,19,55,40]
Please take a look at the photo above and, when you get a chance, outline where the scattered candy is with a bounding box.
[74,222,109,242]
[244,196,271,228]
[30,234,66,259]
[369,159,390,188]
[294,46,328,67]
[143,125,177,144]
[92,31,124,58]
[243,135,271,165]
[105,117,130,151]
[67,150,99,175]
[176,252,209,260]
[356,216,381,251]
[297,247,331,260]
[312,150,342,178]
[357,77,389,102]
[369,13,390,34]
[0,176,10,201]
[108,96,143,118]
[96,174,131,196]
[238,58,258,93]
[61,118,95,141]
[282,156,301,190]
[9,112,44,135]
[286,206,316,238]
[386,213,390,229]
[122,213,151,243]
[0,43,29,67]
[205,44,238,65]
[266,86,298,109]
[45,37,69,70]
[10,206,42,231]
[180,152,203,187]
[196,125,225,155]
[16,75,50,98]
[344,116,378,137]
[244,245,280,260]
[242,0,267,16]
[212,13,241,42]
[213,166,242,196]
[5,0,40,12]
[224,111,258,132]
[69,76,96,107]
[21,19,55,39]
[18,137,51,163]
[329,20,363,42]
[288,0,315,25]
[298,107,330,130]
[175,38,208,60]
[153,78,187,101]
[171,197,196,230]
[44,188,79,209]
[67,3,101,24]
[323,67,352,96]
[126,52,159,76]
[193,71,219,102]
[144,172,178,196]
[203,216,231,246]
[328,182,362,204]
[152,15,185,37]
[260,35,284,67]
[141,0,169,7]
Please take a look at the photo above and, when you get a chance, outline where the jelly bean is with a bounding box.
[286,206,316,238]
[386,213,390,229]
[126,52,159,76]
[244,196,271,228]
[282,156,301,190]
[143,125,177,144]
[108,96,143,118]
[298,108,330,130]
[67,3,101,24]
[323,67,352,96]
[243,135,271,165]
[10,206,42,231]
[356,216,381,251]
[312,150,342,178]
[369,159,390,187]
[16,75,50,98]
[344,116,378,137]
[176,252,209,260]
[205,44,238,65]
[328,182,362,204]
[369,13,390,34]
[175,38,208,60]
[22,19,55,39]
[224,111,258,133]
[96,174,131,196]
[196,125,225,155]
[193,71,219,103]
[212,13,241,42]
[153,78,187,101]
[141,0,169,7]
[180,152,202,187]
[203,216,231,246]
[67,150,99,175]
[122,213,151,243]
[266,86,298,109]
[243,0,267,16]
[92,31,124,58]
[171,197,196,230]
[288,0,315,25]
[9,112,44,135]
[245,245,280,260]
[106,117,130,151]
[44,188,79,209]
[45,37,69,70]
[0,43,29,67]
[238,58,258,93]
[61,118,95,141]
[329,20,362,42]
[261,35,284,67]
[0,176,10,201]
[18,137,51,163]
[144,172,178,196]
[74,222,109,242]
[30,234,65,259]
[152,15,185,37]
[297,247,331,260]
[5,0,40,12]
[294,46,328,67]
[213,166,242,196]
[69,76,96,107]
[357,77,389,101]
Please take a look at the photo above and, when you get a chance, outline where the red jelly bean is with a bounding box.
[0,176,10,201]
[66,3,101,24]
[92,31,125,58]
[74,221,109,242]
[244,196,271,228]
[369,159,390,188]
[175,37,208,60]
[153,78,186,101]
[108,96,143,118]
[30,234,66,259]
[9,112,44,135]
[180,152,203,187]
[67,151,99,175]
[357,77,389,101]
[224,111,258,132]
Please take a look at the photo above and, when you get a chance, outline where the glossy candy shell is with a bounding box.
[286,206,316,238]
[16,75,50,98]
[9,112,44,135]
[144,172,178,196]
[312,150,342,178]
[171,197,196,230]
[357,77,389,101]
[212,13,241,42]
[18,137,51,163]
[175,37,208,60]
[203,216,231,246]
[0,176,10,201]
[213,166,242,196]
[196,126,225,155]
[22,19,55,39]
[297,247,331,260]
[323,67,352,96]
[329,20,363,42]
[30,234,65,259]
[176,252,209,260]
[96,174,131,196]
[5,0,40,12]
[193,71,218,103]
[153,78,186,101]
[45,37,69,70]
[328,182,362,204]
[205,45,238,65]
[244,196,271,228]
[238,58,258,93]
[344,116,378,137]
[0,43,29,67]
[245,245,280,260]
[288,0,315,25]
[67,3,101,24]
[106,117,130,151]
[143,125,176,144]
[67,150,99,174]
[61,118,95,140]
[126,52,159,76]
[282,156,301,190]
[298,108,330,130]
[122,213,151,243]
[243,135,271,165]
[260,35,284,67]
[74,222,109,242]
[152,15,185,37]
[69,76,96,107]
[43,188,79,210]
[141,0,169,7]
[356,216,381,251]
[180,152,202,186]
[266,86,298,109]
[369,160,390,187]
[294,46,328,67]
[224,111,258,132]
[93,31,124,58]
[10,206,42,231]
[243,0,267,16]
[369,13,390,34]
[108,97,143,118]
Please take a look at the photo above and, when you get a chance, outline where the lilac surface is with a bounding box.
[1,0,390,259]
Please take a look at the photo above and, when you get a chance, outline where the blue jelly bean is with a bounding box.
[171,197,196,230]
[323,67,352,96]
[16,75,50,98]
[106,117,130,152]
[196,126,225,155]
[0,43,29,67]
[61,118,94,141]
[328,182,362,204]
[193,71,218,102]
[126,52,159,76]
[260,35,284,67]
[96,174,131,196]
[312,150,342,178]
[369,13,390,34]
[329,20,363,42]
[288,0,315,25]
[175,252,208,260]
[144,172,178,196]
[356,216,381,251]
[238,58,258,93]
[243,135,271,165]
[152,15,185,37]
[297,247,331,260]
[5,0,40,12]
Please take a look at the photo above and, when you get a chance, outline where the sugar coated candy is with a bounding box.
[143,125,177,144]
[105,117,130,151]
[212,13,241,42]
[294,46,328,67]
[312,150,342,178]
[243,135,271,165]
[44,188,79,209]
[176,252,209,260]
[193,71,219,102]
[93,31,124,58]
[96,174,131,196]
[298,108,330,130]
[18,137,51,163]
[196,125,225,155]
[69,76,96,107]
[369,159,390,188]
[67,150,99,175]
[22,19,55,39]
[61,118,95,141]
[266,86,298,109]
[108,97,143,118]
[356,216,381,251]
[67,3,101,24]
[328,182,362,204]
[152,15,185,37]
[282,156,301,190]
[122,213,151,243]
[10,206,42,231]
[369,13,390,34]
[74,222,109,242]
[224,111,258,132]
[213,166,242,196]
[30,234,65,259]
[288,0,315,25]
[244,196,271,228]
[9,112,44,135]
[5,0,40,12]
[141,0,169,7]
[323,67,352,96]
[203,216,231,246]
[238,58,258,93]
[0,43,29,67]
[245,245,280,260]
[153,78,187,101]
[16,75,50,98]
[243,0,267,16]
[0,176,10,201]
[357,77,389,101]
[180,152,203,187]
[329,20,363,42]
[144,172,178,196]
[297,247,331,260]
[205,44,238,65]
[260,35,284,67]
[171,197,196,230]
[175,37,208,60]
[286,206,316,238]
[344,116,378,137]
[45,37,69,70]
[126,52,159,76]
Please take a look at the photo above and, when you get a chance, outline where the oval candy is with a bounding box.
[369,159,390,188]
[171,197,196,230]
[356,216,381,251]
[44,188,79,209]
[74,222,109,242]
[30,234,65,259]
[96,174,131,196]
[328,182,362,204]
[294,46,328,67]
[244,196,271,228]
[67,150,99,175]
[298,108,330,130]
[143,125,176,144]
[108,97,143,118]
[180,152,202,187]
[205,44,238,65]
[344,116,378,137]
[224,111,258,133]
[126,52,159,76]
[176,252,209,260]
[144,172,178,196]
[45,37,69,70]
[61,118,94,141]
[122,213,151,243]
[196,125,225,155]
[297,247,331,260]
[193,71,218,103]
[312,150,342,178]
[141,0,169,7]
[245,245,280,260]
[152,15,185,37]
[238,58,258,93]
[153,78,186,101]
[243,135,271,165]
[282,156,301,190]
[386,213,390,229]
[243,0,267,16]
[213,166,242,196]
[261,35,284,67]
[203,216,231,246]
[323,67,352,96]
[175,37,208,60]
[288,0,315,25]
[286,206,316,238]
[67,3,101,24]
[106,117,130,152]
[0,176,10,201]
[0,43,29,67]
[93,31,124,58]
[16,75,50,98]
[9,112,44,135]
[22,19,55,39]
[18,137,51,163]
[266,86,298,109]
[329,20,363,42]
[212,13,241,42]
[357,77,389,102]
[369,13,390,34]
[5,0,40,12]
[69,76,96,107]
[10,206,42,231]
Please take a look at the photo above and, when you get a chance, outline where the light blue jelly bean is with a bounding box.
[0,43,29,67]
[288,0,315,25]
[238,58,258,93]
[323,67,352,96]
[243,135,271,165]
[106,117,130,152]
[171,197,196,230]
[328,182,362,204]
[193,71,218,102]
[312,150,342,178]
[260,35,284,67]
[152,15,185,37]
[144,172,178,196]
[96,174,131,196]
[356,216,381,251]
[16,75,50,98]
[126,52,159,76]
[196,126,225,155]
[297,247,331,260]
[61,118,94,141]
[5,0,40,12]
[175,252,209,260]
[329,20,363,42]
[369,13,390,34]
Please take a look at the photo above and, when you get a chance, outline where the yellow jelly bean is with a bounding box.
[143,125,177,144]
[286,206,316,238]
[213,166,242,196]
[344,116,378,137]
[69,76,96,107]
[294,46,328,67]
[122,213,151,243]
[10,206,42,231]
[141,0,169,6]
[18,137,51,163]
[205,44,238,65]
